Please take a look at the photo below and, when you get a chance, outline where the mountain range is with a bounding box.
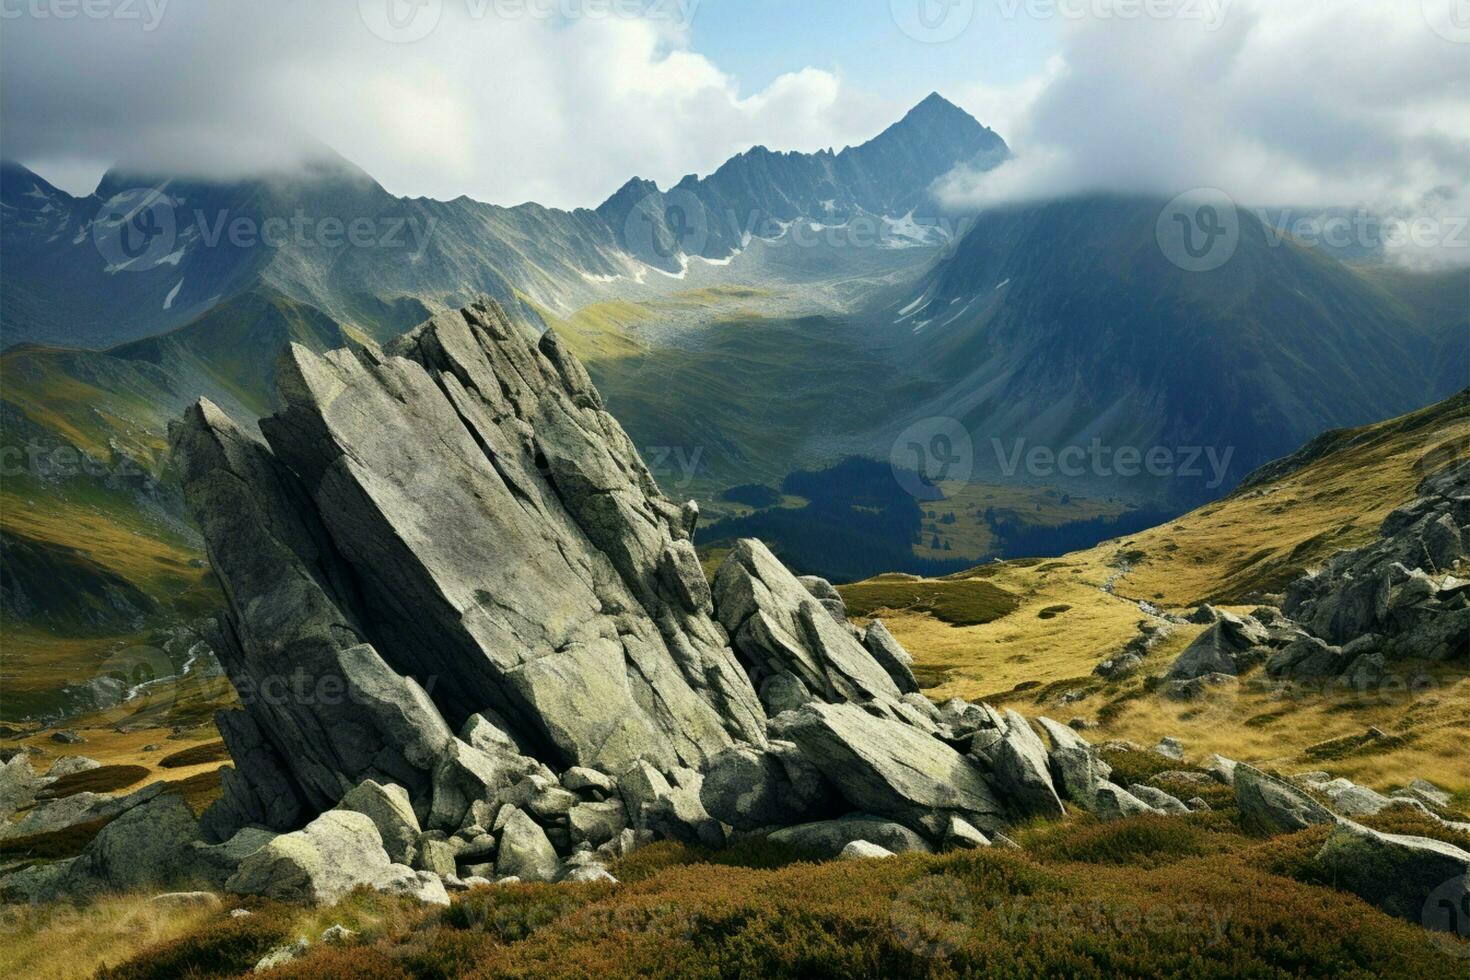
[0,93,1466,658]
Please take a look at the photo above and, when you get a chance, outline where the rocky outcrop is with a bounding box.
[225,809,446,906]
[771,702,1005,836]
[1311,820,1470,928]
[1166,611,1270,680]
[1280,460,1469,671]
[153,298,1211,907]
[173,300,767,841]
[714,539,906,710]
[1235,764,1338,836]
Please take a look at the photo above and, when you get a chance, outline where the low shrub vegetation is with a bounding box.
[84,814,1470,979]
[157,740,231,769]
[38,765,150,799]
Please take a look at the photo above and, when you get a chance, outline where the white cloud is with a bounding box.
[936,0,1470,266]
[0,3,894,208]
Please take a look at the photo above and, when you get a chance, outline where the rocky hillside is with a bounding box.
[0,301,1466,976]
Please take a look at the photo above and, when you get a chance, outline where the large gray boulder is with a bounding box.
[225,810,414,905]
[173,300,770,840]
[494,806,559,883]
[336,780,421,865]
[714,539,905,707]
[1311,820,1470,927]
[988,710,1065,820]
[1166,612,1269,680]
[174,400,456,842]
[862,620,922,695]
[1235,764,1338,836]
[699,742,833,830]
[772,702,1005,836]
[1035,717,1110,810]
[64,794,205,894]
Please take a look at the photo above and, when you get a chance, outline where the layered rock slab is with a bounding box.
[173,300,768,837]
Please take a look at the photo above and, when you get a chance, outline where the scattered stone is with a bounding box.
[1128,785,1190,815]
[227,810,418,905]
[561,767,617,797]
[768,816,933,858]
[1091,782,1159,821]
[254,938,309,973]
[943,816,990,850]
[1153,737,1185,761]
[1235,764,1338,836]
[321,924,355,944]
[839,840,895,860]
[698,743,830,830]
[1205,754,1238,786]
[568,800,628,849]
[862,620,921,695]
[415,838,458,878]
[50,730,85,745]
[48,756,101,778]
[0,781,164,842]
[1037,717,1110,804]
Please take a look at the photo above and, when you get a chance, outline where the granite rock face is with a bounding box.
[1281,460,1469,671]
[173,300,766,840]
[159,299,1205,907]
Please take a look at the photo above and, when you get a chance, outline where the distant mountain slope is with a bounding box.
[1,94,997,351]
[874,195,1467,502]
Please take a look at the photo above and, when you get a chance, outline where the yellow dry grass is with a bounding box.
[0,893,220,980]
[850,393,1470,802]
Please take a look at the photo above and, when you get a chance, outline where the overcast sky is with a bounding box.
[2,0,1466,263]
